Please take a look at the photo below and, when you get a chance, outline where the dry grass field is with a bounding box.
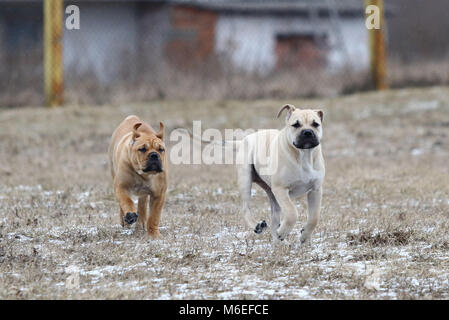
[0,86,448,299]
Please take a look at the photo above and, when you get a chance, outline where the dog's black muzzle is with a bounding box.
[293,129,320,149]
[143,152,163,173]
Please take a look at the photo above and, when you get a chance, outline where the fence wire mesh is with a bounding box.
[1,0,449,107]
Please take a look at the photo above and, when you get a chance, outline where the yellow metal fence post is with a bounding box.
[365,0,388,90]
[44,0,64,107]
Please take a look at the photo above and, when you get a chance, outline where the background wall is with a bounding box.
[387,0,449,62]
[63,3,139,83]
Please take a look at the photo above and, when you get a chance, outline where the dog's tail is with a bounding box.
[174,127,243,151]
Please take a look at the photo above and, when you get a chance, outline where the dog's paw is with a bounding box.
[124,212,138,225]
[299,228,311,245]
[277,224,295,241]
[272,237,291,248]
[147,228,162,239]
[254,220,267,234]
[276,226,289,241]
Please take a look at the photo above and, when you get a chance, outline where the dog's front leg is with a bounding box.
[114,183,138,226]
[300,187,322,245]
[146,193,165,239]
[272,186,297,241]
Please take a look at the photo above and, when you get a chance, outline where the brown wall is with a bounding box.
[275,35,326,70]
[166,5,217,68]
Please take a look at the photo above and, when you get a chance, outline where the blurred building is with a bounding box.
[0,0,372,82]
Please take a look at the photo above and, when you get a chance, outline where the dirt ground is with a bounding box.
[0,86,448,299]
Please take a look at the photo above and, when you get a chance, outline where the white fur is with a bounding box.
[236,107,325,245]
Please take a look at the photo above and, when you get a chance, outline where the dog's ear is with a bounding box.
[277,104,296,121]
[156,122,165,140]
[315,110,324,122]
[133,122,142,139]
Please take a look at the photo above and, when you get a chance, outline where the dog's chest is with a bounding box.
[130,180,152,196]
[287,166,323,198]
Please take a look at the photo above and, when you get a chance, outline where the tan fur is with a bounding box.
[108,115,168,239]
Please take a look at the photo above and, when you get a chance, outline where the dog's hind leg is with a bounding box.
[254,181,280,237]
[268,193,281,240]
[237,164,257,230]
[146,193,165,239]
[137,196,148,230]
[253,183,277,236]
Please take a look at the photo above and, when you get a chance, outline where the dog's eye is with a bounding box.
[292,121,301,129]
[312,121,320,128]
[159,147,165,153]
[138,147,147,153]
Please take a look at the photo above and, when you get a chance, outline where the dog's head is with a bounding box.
[277,104,323,150]
[130,122,166,175]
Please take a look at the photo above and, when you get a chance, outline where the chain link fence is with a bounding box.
[1,0,448,107]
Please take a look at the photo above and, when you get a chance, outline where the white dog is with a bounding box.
[235,104,325,244]
[183,104,325,244]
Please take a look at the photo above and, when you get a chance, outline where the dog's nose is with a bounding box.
[149,152,159,160]
[302,129,314,137]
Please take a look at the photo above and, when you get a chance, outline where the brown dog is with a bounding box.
[108,115,168,239]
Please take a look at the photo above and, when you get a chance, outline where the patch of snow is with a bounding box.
[411,148,425,156]
[403,100,440,114]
